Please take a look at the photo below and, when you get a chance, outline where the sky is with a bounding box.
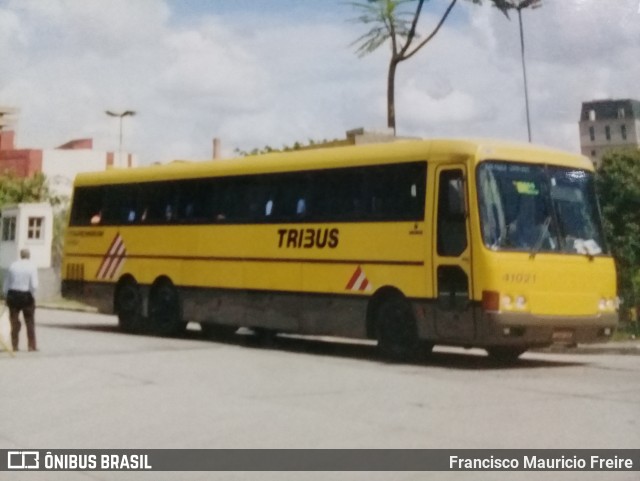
[0,0,638,164]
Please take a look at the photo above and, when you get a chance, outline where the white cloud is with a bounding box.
[0,0,637,163]
[6,0,170,55]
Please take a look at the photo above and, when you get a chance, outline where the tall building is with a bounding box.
[579,99,640,166]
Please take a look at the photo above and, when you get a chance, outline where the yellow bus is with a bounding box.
[61,138,618,361]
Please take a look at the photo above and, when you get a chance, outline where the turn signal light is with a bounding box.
[482,290,500,312]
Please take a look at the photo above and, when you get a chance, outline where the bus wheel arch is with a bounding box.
[148,276,185,336]
[368,287,419,361]
[114,274,144,333]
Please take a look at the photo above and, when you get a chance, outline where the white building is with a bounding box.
[0,203,58,301]
[0,203,53,270]
[42,144,136,199]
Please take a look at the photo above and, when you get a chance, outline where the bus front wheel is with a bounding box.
[114,279,144,333]
[149,280,184,336]
[375,297,419,362]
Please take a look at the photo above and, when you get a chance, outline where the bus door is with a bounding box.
[432,165,475,341]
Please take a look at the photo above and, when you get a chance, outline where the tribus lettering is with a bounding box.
[277,228,339,249]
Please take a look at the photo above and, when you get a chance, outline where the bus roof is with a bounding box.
[73,138,593,186]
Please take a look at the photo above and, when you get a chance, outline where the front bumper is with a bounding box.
[480,311,618,347]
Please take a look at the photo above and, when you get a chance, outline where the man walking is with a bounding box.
[3,249,39,352]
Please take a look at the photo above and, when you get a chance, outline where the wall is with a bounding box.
[0,149,43,176]
[41,149,110,199]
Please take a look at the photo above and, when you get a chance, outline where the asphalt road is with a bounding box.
[1,309,639,481]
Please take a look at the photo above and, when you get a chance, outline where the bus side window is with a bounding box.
[101,185,137,225]
[70,186,104,226]
[437,169,467,257]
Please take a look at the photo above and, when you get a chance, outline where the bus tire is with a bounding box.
[114,278,144,333]
[375,296,419,362]
[148,279,184,336]
[486,346,526,363]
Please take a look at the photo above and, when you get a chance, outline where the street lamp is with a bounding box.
[495,0,542,143]
[106,110,136,166]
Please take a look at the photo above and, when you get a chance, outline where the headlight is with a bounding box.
[502,295,513,309]
[598,297,618,312]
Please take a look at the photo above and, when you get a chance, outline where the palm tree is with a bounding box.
[351,0,467,133]
[351,0,517,133]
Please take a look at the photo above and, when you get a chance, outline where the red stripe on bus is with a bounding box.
[345,266,363,290]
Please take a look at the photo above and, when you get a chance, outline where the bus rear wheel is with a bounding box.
[486,346,526,363]
[149,280,184,336]
[114,279,144,333]
[375,297,419,362]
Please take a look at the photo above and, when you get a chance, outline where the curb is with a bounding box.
[36,302,98,313]
[538,342,640,356]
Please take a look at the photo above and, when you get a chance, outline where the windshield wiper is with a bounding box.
[530,216,552,259]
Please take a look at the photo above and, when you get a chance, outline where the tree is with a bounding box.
[0,172,62,207]
[0,172,66,266]
[596,149,640,310]
[350,0,511,132]
[234,138,343,157]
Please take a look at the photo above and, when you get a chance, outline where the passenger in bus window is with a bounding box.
[184,203,194,219]
[90,211,102,225]
[165,205,174,221]
[296,198,306,216]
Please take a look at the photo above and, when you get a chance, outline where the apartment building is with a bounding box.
[579,99,640,166]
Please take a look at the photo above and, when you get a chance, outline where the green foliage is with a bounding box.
[234,138,342,157]
[0,172,62,208]
[349,0,491,59]
[596,149,640,307]
[348,0,415,57]
[0,172,67,267]
[51,208,69,268]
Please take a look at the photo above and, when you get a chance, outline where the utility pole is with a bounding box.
[496,0,542,143]
[517,7,532,142]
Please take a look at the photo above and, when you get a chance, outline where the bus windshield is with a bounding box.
[477,161,608,255]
